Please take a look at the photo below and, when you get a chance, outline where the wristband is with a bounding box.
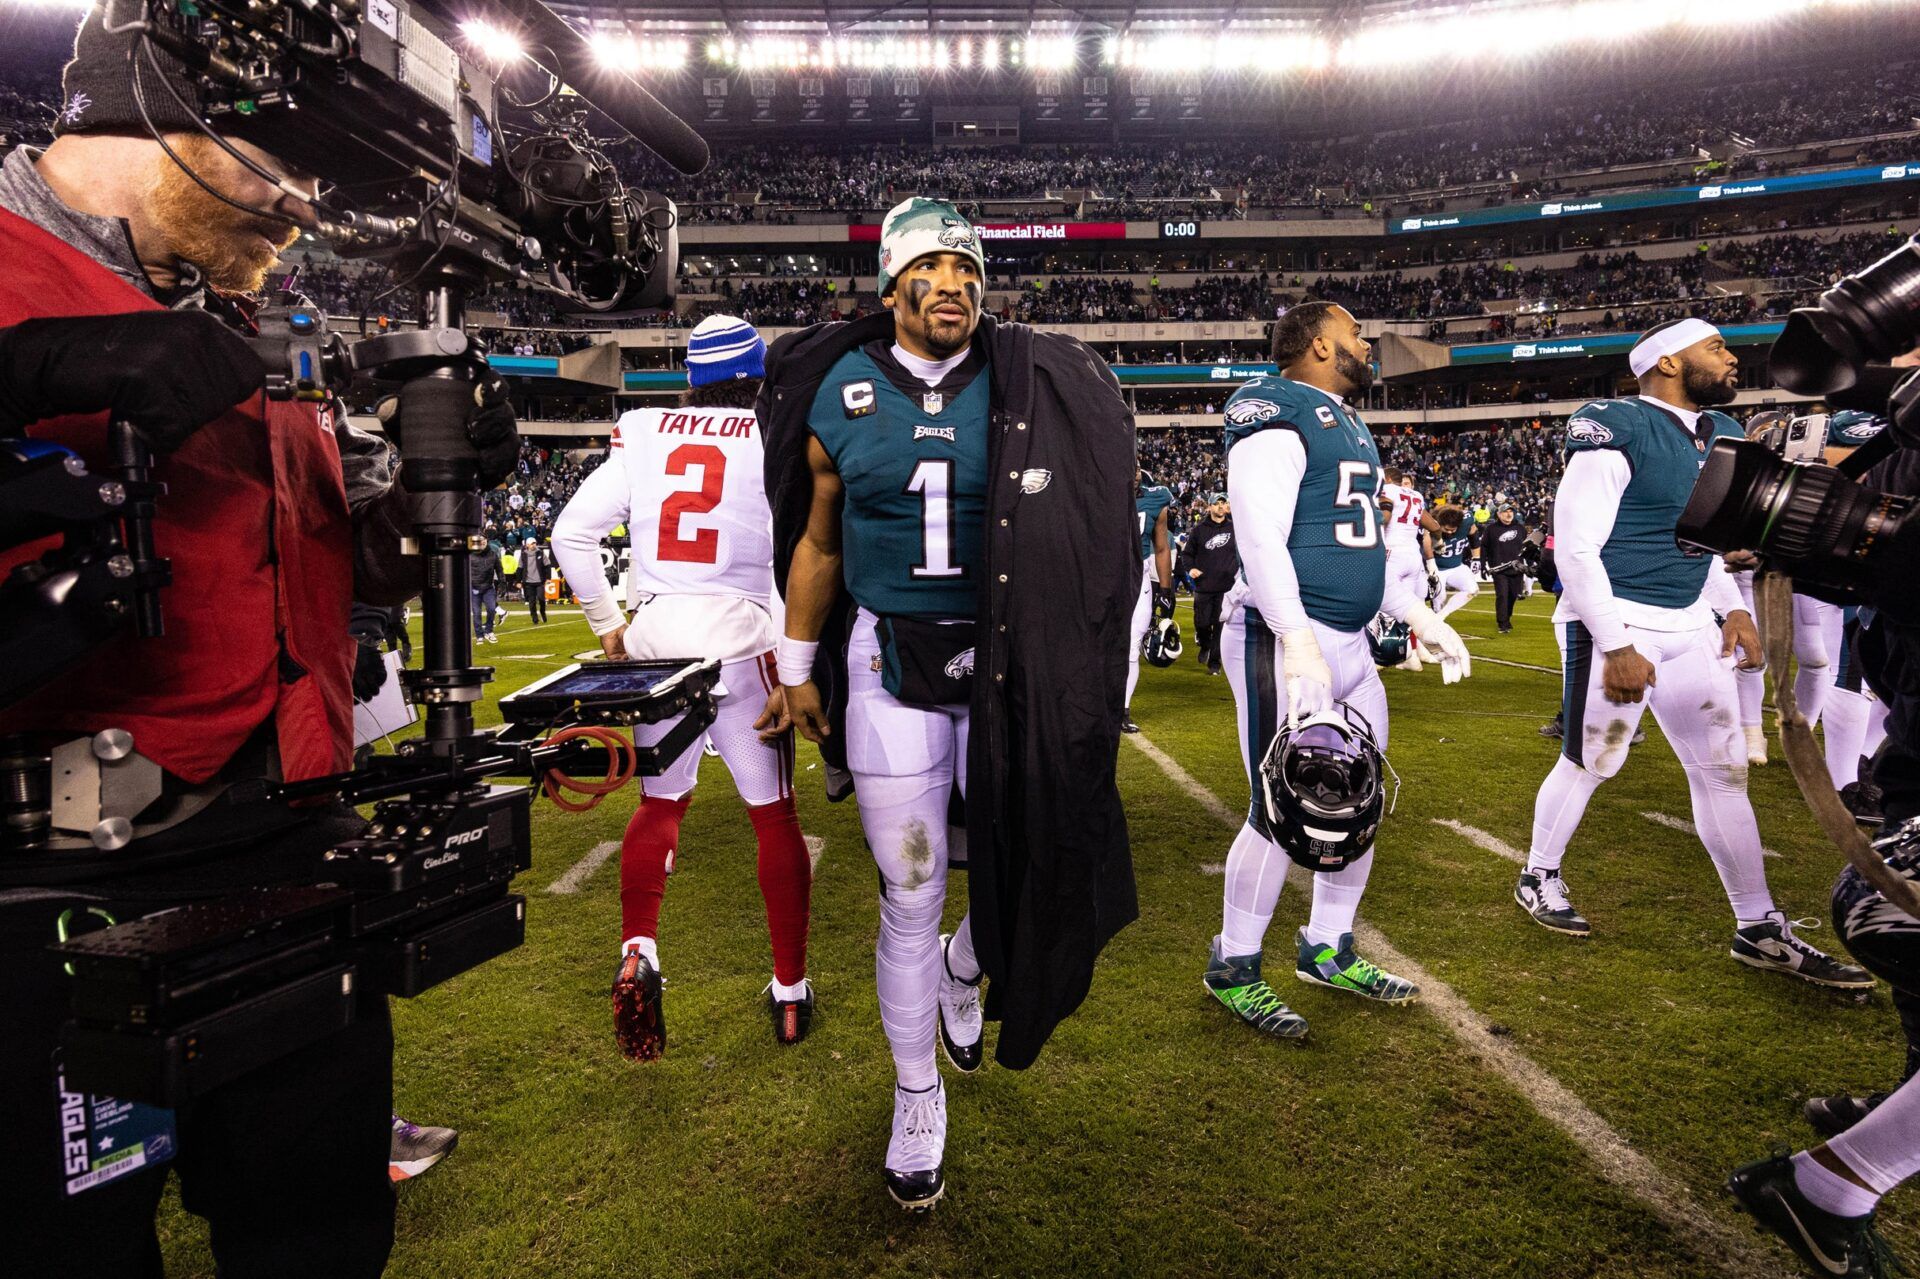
[775,636,819,687]
[579,593,625,636]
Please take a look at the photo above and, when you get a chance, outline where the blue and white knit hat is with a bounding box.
[877,197,985,299]
[685,314,766,386]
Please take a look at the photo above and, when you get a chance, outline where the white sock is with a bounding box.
[1124,651,1141,710]
[1823,1072,1920,1204]
[1735,665,1765,732]
[945,913,980,983]
[771,976,809,1001]
[1435,589,1475,623]
[860,773,952,1092]
[1304,848,1374,948]
[624,935,659,968]
[1220,821,1288,958]
[1528,755,1604,874]
[1794,660,1832,728]
[1681,762,1775,925]
[1823,690,1874,790]
[1793,1151,1881,1218]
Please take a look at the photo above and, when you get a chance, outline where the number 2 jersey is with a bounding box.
[806,343,990,621]
[549,403,778,661]
[1223,375,1386,632]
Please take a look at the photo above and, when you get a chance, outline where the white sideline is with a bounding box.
[547,840,619,894]
[1431,818,1526,865]
[1642,810,1782,859]
[1123,731,1794,1279]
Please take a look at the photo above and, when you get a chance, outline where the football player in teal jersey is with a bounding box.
[1515,318,1870,987]
[1204,301,1474,1040]
[1125,472,1175,732]
[1430,506,1481,622]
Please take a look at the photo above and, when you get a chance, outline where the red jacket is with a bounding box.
[0,206,355,783]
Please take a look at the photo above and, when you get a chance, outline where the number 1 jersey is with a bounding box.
[603,404,776,602]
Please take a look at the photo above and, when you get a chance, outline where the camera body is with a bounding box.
[1676,235,1920,610]
[137,0,686,310]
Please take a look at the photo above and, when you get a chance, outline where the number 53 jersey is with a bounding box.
[1222,375,1386,632]
[807,346,989,621]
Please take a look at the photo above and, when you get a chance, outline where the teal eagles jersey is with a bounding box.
[1222,375,1385,631]
[1562,397,1744,609]
[1434,523,1472,569]
[1137,484,1173,561]
[807,347,989,619]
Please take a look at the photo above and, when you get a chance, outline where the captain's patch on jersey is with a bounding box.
[1019,468,1052,494]
[1567,416,1614,445]
[843,381,876,417]
[914,425,957,442]
[1314,405,1338,427]
[1224,397,1283,427]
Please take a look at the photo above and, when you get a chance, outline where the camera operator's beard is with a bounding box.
[1335,346,1375,395]
[145,139,300,295]
[1682,361,1740,407]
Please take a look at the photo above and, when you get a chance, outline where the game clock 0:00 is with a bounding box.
[1159,220,1201,239]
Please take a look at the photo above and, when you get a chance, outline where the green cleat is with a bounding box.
[1294,929,1419,1004]
[1203,939,1308,1040]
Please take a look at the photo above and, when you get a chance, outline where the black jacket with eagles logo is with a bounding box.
[758,311,1139,1070]
[1176,516,1238,594]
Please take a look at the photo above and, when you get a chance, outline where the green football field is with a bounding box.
[157,593,1914,1278]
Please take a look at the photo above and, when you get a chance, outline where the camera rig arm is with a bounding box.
[1755,569,1920,919]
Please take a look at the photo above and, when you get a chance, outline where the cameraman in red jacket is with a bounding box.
[0,13,514,1276]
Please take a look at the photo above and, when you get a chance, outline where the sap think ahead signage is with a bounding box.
[1392,163,1919,234]
[1449,322,1785,367]
[848,222,1127,242]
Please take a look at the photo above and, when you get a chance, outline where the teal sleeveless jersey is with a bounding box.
[1562,397,1743,609]
[1434,523,1472,569]
[1223,376,1385,632]
[807,347,989,620]
[1136,484,1174,561]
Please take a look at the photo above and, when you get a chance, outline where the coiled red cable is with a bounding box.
[539,725,637,812]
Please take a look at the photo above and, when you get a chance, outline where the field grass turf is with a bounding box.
[156,593,1915,1277]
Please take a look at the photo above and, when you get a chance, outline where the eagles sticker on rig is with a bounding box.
[1020,468,1053,494]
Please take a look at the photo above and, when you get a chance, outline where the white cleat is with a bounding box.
[883,1083,948,1211]
[1744,725,1768,767]
[937,933,985,1073]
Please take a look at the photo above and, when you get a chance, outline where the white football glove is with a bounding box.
[1279,628,1335,725]
[1404,602,1472,685]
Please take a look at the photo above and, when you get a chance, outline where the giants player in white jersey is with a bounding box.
[1377,467,1442,668]
[550,316,815,1060]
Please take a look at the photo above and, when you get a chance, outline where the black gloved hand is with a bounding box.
[1153,584,1176,619]
[0,311,265,450]
[352,639,389,703]
[469,375,519,490]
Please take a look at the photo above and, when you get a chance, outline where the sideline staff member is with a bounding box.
[0,15,513,1277]
[1481,502,1530,632]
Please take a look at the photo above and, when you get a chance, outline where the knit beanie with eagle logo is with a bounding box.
[876,197,985,299]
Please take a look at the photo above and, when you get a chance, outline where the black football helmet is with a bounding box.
[1144,617,1183,668]
[1832,819,1920,995]
[1365,613,1410,668]
[1257,705,1385,872]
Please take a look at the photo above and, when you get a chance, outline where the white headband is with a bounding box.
[1629,318,1721,378]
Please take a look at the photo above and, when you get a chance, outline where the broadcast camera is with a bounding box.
[1677,234,1920,611]
[0,0,721,1108]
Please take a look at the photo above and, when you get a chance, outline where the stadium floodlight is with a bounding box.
[460,20,523,66]
[933,38,951,71]
[1025,34,1079,71]
[982,36,1001,70]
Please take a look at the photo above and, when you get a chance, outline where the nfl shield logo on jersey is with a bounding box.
[922,391,945,415]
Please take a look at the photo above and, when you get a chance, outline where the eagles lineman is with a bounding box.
[1204,301,1474,1038]
[1514,318,1870,988]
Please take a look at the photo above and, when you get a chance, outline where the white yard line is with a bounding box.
[1124,731,1793,1279]
[547,840,619,895]
[1471,654,1563,676]
[1641,810,1781,859]
[1431,818,1527,865]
